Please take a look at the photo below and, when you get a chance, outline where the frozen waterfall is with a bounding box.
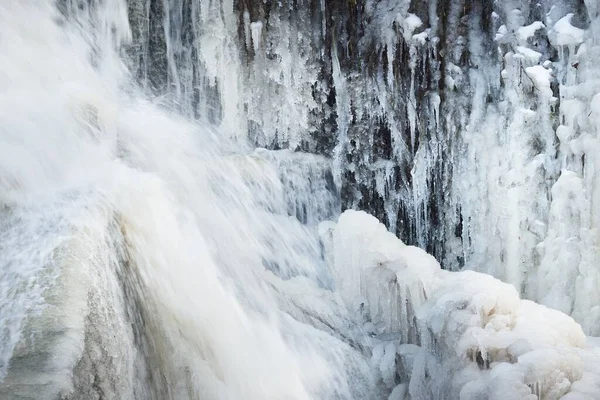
[2,0,600,399]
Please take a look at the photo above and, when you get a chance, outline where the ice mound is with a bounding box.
[320,210,600,399]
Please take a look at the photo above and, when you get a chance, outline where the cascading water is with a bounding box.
[3,0,600,399]
[0,1,375,398]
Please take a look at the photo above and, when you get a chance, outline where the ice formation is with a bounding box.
[2,0,600,399]
[322,210,600,399]
[118,0,600,336]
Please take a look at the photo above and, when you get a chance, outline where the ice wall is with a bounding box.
[452,0,600,335]
[121,0,600,334]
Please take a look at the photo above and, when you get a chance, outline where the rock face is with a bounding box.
[0,204,150,400]
[0,203,215,400]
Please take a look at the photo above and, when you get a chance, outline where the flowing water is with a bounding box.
[0,1,377,398]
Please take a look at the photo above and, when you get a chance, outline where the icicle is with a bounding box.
[250,20,263,53]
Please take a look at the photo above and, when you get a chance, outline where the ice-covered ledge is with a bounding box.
[319,210,600,399]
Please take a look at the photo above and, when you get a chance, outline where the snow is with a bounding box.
[516,46,542,63]
[550,14,585,47]
[496,24,508,41]
[402,13,422,42]
[525,65,553,96]
[517,21,546,42]
[412,30,429,44]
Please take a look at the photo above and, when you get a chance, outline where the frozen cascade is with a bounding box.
[121,0,600,335]
[3,0,600,399]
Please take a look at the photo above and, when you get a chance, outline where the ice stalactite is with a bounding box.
[455,0,600,334]
[540,2,600,332]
